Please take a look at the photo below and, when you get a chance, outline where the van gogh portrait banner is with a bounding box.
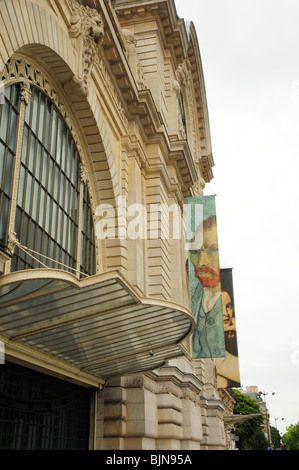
[216,268,241,388]
[186,196,225,358]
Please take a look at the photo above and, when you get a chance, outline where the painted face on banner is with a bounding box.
[190,220,220,290]
[222,291,233,328]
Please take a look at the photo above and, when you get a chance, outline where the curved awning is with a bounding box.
[0,269,194,386]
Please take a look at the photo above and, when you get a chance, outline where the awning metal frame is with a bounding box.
[0,269,194,387]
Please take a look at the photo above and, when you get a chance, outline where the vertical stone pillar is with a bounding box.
[156,383,183,450]
[102,377,127,450]
[181,390,202,450]
[124,375,157,450]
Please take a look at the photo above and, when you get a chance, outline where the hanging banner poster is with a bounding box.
[186,196,226,358]
[216,268,241,388]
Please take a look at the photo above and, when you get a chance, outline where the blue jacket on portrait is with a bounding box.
[190,280,226,359]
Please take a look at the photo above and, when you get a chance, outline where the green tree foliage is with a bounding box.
[232,389,266,450]
[270,426,282,449]
[282,422,299,450]
[245,428,269,451]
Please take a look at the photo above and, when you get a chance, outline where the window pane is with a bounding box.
[25,95,31,124]
[21,213,29,246]
[3,150,14,195]
[0,142,5,188]
[28,133,36,173]
[21,125,29,165]
[41,151,48,188]
[0,99,9,143]
[31,180,40,221]
[8,109,18,151]
[24,173,33,214]
[14,207,22,242]
[36,227,43,259]
[17,166,25,207]
[44,193,51,234]
[53,165,59,201]
[31,89,39,135]
[50,109,57,155]
[51,201,57,239]
[60,124,67,174]
[0,194,9,245]
[36,142,43,180]
[11,84,20,110]
[37,92,46,142]
[56,116,62,166]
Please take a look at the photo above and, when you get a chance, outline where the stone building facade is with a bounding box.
[0,0,232,450]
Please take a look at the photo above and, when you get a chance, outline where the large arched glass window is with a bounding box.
[0,82,96,277]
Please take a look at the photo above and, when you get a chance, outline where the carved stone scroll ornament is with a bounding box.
[65,0,104,97]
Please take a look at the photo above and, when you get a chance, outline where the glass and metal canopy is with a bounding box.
[0,269,194,382]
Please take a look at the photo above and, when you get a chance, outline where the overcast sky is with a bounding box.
[175,0,299,436]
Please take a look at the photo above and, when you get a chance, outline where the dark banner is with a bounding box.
[216,268,241,388]
[186,196,225,358]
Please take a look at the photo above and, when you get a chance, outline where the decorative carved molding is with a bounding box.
[181,385,201,406]
[7,232,19,255]
[175,59,199,163]
[80,164,88,185]
[95,59,129,129]
[122,374,145,389]
[176,59,192,87]
[20,80,32,105]
[65,0,105,96]
[121,135,149,175]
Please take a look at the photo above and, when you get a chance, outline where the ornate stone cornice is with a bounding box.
[121,134,149,174]
[218,387,236,415]
[114,0,189,66]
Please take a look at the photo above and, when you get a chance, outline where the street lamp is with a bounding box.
[258,390,276,447]
[274,417,284,428]
[259,391,275,398]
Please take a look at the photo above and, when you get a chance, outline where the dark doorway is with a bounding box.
[0,361,91,450]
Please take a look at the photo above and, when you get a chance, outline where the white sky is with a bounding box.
[175,0,299,436]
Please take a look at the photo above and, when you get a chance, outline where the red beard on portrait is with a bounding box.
[194,266,220,289]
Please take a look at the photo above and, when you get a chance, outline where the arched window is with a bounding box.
[0,82,96,277]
